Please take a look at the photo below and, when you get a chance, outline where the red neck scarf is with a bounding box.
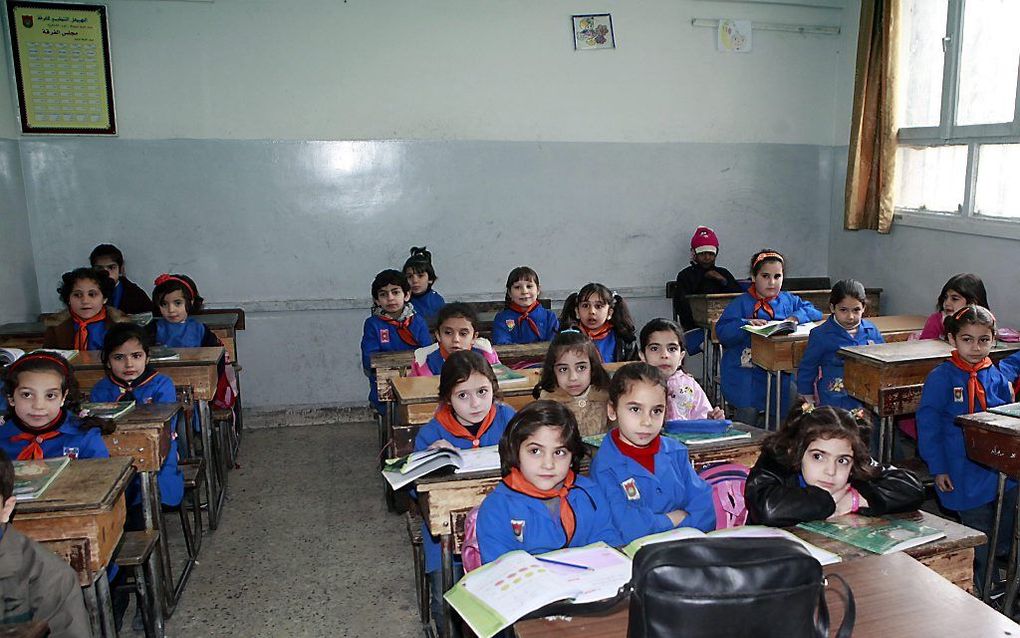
[435,403,497,448]
[748,287,776,320]
[949,351,993,413]
[503,467,577,546]
[10,410,65,461]
[106,367,159,402]
[379,314,420,347]
[70,307,107,350]
[611,428,660,474]
[581,322,612,342]
[508,301,542,338]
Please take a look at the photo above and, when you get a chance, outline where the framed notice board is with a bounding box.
[6,1,116,134]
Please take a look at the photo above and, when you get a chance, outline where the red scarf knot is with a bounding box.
[949,351,993,413]
[379,314,420,347]
[502,467,577,546]
[434,403,497,448]
[749,287,776,320]
[581,322,612,342]
[10,410,65,461]
[508,302,542,338]
[70,307,107,351]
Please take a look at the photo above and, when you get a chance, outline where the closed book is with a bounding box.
[797,514,945,555]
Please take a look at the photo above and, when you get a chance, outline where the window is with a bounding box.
[895,0,1020,230]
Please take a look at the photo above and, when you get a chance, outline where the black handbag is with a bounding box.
[628,537,854,638]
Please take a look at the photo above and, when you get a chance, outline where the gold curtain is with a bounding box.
[844,0,900,234]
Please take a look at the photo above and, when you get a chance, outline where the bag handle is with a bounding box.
[814,574,855,638]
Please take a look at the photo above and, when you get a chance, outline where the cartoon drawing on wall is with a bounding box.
[718,19,752,53]
[573,14,615,50]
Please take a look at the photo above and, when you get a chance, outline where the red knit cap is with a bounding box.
[690,226,719,254]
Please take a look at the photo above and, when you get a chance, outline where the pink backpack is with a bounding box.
[461,506,483,573]
[698,462,750,529]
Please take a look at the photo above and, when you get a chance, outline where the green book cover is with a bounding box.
[80,401,136,420]
[797,514,945,555]
[583,429,750,448]
[13,456,70,501]
[989,403,1020,419]
[491,363,528,385]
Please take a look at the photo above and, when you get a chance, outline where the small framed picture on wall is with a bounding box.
[572,14,615,51]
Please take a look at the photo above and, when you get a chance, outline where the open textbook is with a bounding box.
[381,445,501,490]
[741,320,815,338]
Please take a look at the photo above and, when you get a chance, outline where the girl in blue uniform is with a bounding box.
[0,352,109,461]
[147,273,221,348]
[360,269,432,413]
[42,267,123,351]
[413,350,516,632]
[797,279,884,410]
[492,267,559,345]
[918,305,1019,592]
[590,362,715,544]
[477,400,621,564]
[403,246,446,325]
[409,303,499,377]
[559,283,638,363]
[91,323,184,509]
[716,249,822,427]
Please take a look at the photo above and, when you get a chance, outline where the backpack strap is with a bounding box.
[814,573,855,638]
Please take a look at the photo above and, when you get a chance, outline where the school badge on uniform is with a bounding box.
[63,447,80,459]
[379,328,390,344]
[505,320,516,330]
[953,387,964,403]
[511,519,525,542]
[621,478,640,501]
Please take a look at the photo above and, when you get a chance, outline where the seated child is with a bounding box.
[918,305,1018,590]
[673,227,744,354]
[639,318,723,421]
[559,283,639,363]
[147,274,221,348]
[919,274,988,341]
[89,243,152,315]
[477,400,622,563]
[492,267,559,345]
[590,362,715,543]
[361,269,432,412]
[91,323,184,509]
[0,352,110,460]
[744,404,924,527]
[0,448,90,636]
[403,246,446,325]
[413,350,516,631]
[43,267,125,350]
[410,303,499,377]
[531,330,612,437]
[797,279,884,410]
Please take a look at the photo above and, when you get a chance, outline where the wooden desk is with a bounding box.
[957,408,1020,608]
[514,552,1017,638]
[840,340,1020,462]
[750,315,926,430]
[13,457,134,638]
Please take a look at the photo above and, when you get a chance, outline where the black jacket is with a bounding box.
[744,447,926,527]
[116,276,153,315]
[673,264,743,330]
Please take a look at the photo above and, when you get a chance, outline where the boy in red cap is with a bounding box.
[673,226,743,354]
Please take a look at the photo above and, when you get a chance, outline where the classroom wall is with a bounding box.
[3,0,854,407]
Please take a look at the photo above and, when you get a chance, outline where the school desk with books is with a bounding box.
[514,552,1017,638]
[839,339,1020,463]
[582,422,765,470]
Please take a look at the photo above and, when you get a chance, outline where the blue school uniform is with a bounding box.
[153,317,219,348]
[410,290,445,325]
[590,432,715,543]
[477,475,623,564]
[716,291,822,412]
[90,372,184,507]
[491,307,559,345]
[414,403,516,573]
[592,331,617,364]
[796,316,884,410]
[917,361,1017,512]
[360,310,432,412]
[0,411,109,461]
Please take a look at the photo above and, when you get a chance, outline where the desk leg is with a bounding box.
[701,328,710,394]
[983,472,1007,604]
[713,342,723,407]
[441,533,456,638]
[1002,474,1020,614]
[773,371,782,432]
[95,568,116,638]
[879,416,893,465]
[763,373,772,430]
[82,579,102,638]
[199,399,222,530]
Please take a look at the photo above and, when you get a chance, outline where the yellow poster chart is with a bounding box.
[8,2,115,133]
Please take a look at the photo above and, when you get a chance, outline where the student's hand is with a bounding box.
[667,509,689,527]
[829,486,854,518]
[705,269,727,283]
[785,316,800,325]
[708,406,725,420]
[428,440,457,451]
[748,319,768,327]
[934,474,955,493]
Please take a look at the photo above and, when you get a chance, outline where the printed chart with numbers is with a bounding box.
[7,2,116,134]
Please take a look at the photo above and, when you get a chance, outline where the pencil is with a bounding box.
[536,556,593,571]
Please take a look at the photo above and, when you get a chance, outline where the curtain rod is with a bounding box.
[691,18,840,36]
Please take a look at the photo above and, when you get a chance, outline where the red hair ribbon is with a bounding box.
[752,251,784,269]
[8,352,72,379]
[154,273,195,298]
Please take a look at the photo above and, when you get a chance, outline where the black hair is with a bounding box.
[498,400,586,476]
[763,404,877,481]
[402,246,438,285]
[2,353,112,434]
[943,304,996,338]
[152,273,204,316]
[89,244,125,268]
[503,266,541,308]
[371,269,411,299]
[829,279,868,308]
[101,322,152,367]
[749,248,786,276]
[937,274,989,312]
[57,267,115,306]
[639,318,687,372]
[0,449,13,502]
[532,330,612,398]
[437,350,502,406]
[559,283,636,341]
[607,361,667,407]
[433,302,481,335]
